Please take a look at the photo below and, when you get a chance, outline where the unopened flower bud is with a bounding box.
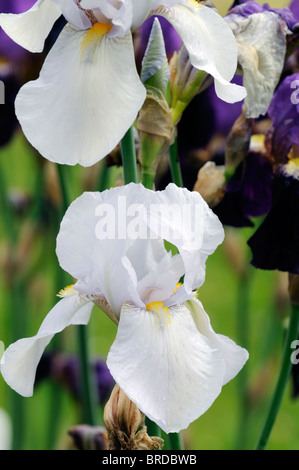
[137,87,174,170]
[103,385,164,450]
[193,161,226,208]
[170,45,211,125]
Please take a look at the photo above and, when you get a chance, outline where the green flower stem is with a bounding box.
[235,271,251,450]
[77,321,97,426]
[57,164,97,426]
[145,417,162,439]
[255,304,299,450]
[120,127,139,184]
[0,158,17,243]
[168,432,184,450]
[141,169,155,190]
[168,138,183,188]
[97,159,110,192]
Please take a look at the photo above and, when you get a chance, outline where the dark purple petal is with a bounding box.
[240,152,273,217]
[267,73,299,162]
[93,360,114,404]
[207,75,244,137]
[0,0,35,14]
[213,190,255,228]
[213,151,273,227]
[247,167,299,274]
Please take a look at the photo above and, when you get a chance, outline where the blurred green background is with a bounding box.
[0,0,298,451]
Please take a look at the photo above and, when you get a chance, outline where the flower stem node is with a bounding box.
[104,385,164,451]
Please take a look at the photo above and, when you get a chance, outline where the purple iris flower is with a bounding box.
[246,72,299,274]
[266,73,299,163]
[229,0,298,31]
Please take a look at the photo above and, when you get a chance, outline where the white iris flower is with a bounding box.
[0,183,248,433]
[0,0,246,166]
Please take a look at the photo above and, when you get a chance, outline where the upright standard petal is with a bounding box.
[148,183,224,301]
[153,2,247,103]
[0,293,93,397]
[0,0,61,53]
[52,0,92,30]
[107,301,225,433]
[15,23,146,166]
[56,185,149,314]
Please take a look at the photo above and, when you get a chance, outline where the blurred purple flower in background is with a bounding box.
[36,352,114,406]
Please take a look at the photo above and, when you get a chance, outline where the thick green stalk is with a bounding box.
[141,169,155,190]
[0,159,17,243]
[168,138,183,188]
[97,159,110,192]
[57,164,97,426]
[168,432,184,450]
[255,304,299,450]
[120,127,139,184]
[234,271,251,450]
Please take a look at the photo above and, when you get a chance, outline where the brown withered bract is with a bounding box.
[104,385,164,451]
[289,274,299,306]
[193,161,226,208]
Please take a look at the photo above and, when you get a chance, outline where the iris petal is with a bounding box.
[15,24,146,166]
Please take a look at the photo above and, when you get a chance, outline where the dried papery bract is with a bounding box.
[225,112,253,179]
[104,385,164,450]
[193,161,226,208]
[289,274,299,307]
